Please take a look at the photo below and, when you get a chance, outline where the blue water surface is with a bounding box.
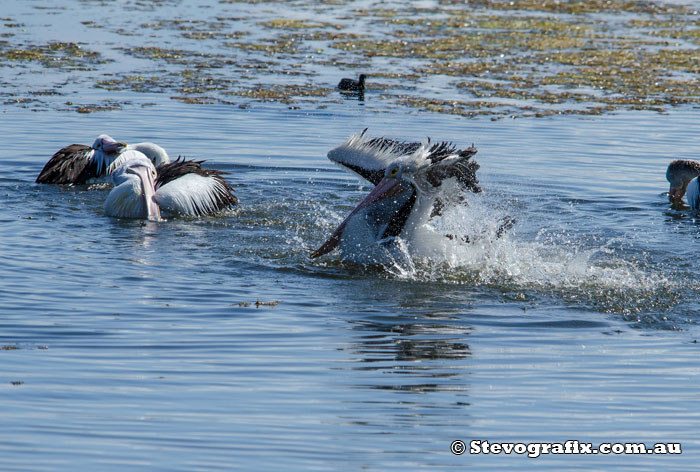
[1,2,700,471]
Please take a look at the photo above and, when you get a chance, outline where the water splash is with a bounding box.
[378,192,677,315]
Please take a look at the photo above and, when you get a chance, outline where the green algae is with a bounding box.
[226,84,333,103]
[439,0,692,15]
[0,41,105,69]
[64,101,121,113]
[260,19,342,30]
[171,96,217,104]
[3,0,700,117]
[226,37,300,55]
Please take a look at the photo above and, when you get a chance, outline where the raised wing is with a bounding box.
[327,129,423,186]
[422,145,481,194]
[36,144,96,184]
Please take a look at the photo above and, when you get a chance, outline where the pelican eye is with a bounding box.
[388,165,400,177]
[151,169,157,178]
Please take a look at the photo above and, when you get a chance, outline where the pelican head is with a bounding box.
[92,134,127,154]
[666,160,700,201]
[311,161,418,259]
[104,153,161,221]
[128,142,171,167]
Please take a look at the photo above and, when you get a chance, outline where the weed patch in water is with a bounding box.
[3,0,699,116]
[0,41,106,69]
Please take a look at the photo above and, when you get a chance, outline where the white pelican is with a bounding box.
[153,157,238,217]
[104,151,237,219]
[104,152,161,221]
[36,135,127,184]
[666,160,700,210]
[40,135,236,217]
[37,135,171,185]
[310,130,485,261]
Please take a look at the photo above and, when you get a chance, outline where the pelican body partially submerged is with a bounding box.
[36,135,128,185]
[311,130,484,262]
[666,159,700,210]
[104,152,237,221]
[37,135,172,186]
[104,152,162,221]
[37,134,237,219]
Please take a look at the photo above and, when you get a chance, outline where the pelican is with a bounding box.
[310,130,483,261]
[36,134,126,184]
[154,157,238,217]
[104,152,161,221]
[666,160,700,210]
[104,151,237,219]
[36,135,171,185]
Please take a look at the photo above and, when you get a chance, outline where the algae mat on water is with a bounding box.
[1,0,699,117]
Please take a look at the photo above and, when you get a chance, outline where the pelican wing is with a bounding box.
[155,159,237,216]
[36,144,97,184]
[422,145,481,193]
[327,130,423,186]
[425,141,477,163]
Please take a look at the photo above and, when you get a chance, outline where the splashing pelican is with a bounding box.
[310,130,484,261]
[104,151,237,219]
[666,160,700,210]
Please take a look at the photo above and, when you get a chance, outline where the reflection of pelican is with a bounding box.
[104,151,237,220]
[311,130,482,260]
[666,160,700,209]
[37,135,171,185]
[349,313,472,394]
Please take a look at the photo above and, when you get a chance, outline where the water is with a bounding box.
[3,2,700,471]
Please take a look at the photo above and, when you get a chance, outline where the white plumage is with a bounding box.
[37,134,127,185]
[104,150,237,220]
[37,134,170,185]
[105,141,171,175]
[104,152,161,221]
[155,173,232,217]
[327,132,420,175]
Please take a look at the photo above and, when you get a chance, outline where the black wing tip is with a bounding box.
[35,144,95,185]
[427,140,478,163]
[460,144,478,158]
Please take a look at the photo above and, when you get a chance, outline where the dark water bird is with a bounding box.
[666,159,700,209]
[104,151,237,220]
[338,74,366,92]
[36,135,171,185]
[310,129,485,260]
